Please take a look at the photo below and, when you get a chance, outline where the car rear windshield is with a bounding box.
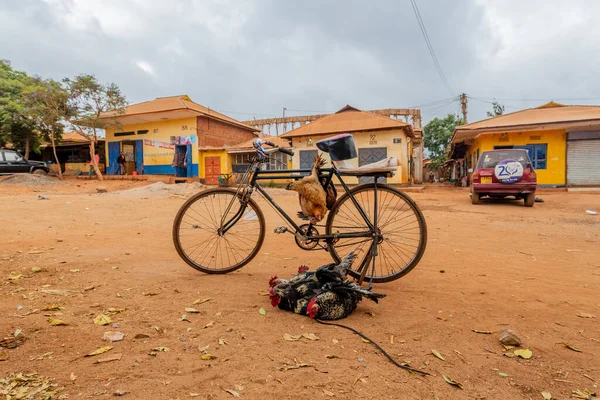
[478,150,532,169]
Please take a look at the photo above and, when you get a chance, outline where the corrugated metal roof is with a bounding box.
[280,105,414,138]
[99,95,258,132]
[453,102,600,142]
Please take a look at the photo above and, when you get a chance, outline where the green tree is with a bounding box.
[0,60,42,158]
[23,78,69,177]
[486,101,505,117]
[64,75,127,180]
[423,113,459,169]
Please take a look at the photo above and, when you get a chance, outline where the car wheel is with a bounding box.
[524,192,535,207]
[32,169,47,175]
[471,191,480,205]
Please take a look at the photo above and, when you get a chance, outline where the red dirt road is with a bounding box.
[1,180,599,399]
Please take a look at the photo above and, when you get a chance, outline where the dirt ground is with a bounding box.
[1,177,599,399]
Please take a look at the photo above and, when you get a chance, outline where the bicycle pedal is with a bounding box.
[274,227,288,234]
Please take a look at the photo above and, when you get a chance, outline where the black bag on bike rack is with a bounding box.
[316,133,357,161]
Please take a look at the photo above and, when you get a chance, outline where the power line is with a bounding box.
[431,98,459,113]
[409,0,455,97]
[468,96,519,110]
[407,97,458,109]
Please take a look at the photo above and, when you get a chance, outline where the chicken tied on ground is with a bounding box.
[268,250,385,320]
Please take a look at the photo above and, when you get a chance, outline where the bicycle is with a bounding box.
[172,138,427,287]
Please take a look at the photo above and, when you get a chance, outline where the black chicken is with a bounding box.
[306,282,385,320]
[269,250,385,320]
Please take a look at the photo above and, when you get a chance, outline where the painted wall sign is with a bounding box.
[144,139,174,150]
[170,135,197,145]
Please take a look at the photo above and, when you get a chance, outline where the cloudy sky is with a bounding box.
[2,0,600,126]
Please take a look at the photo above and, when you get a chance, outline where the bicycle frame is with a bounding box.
[222,161,385,239]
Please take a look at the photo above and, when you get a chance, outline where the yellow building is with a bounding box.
[451,102,600,187]
[100,95,258,183]
[281,105,415,184]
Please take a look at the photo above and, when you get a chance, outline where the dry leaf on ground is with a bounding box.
[443,375,464,390]
[302,333,319,341]
[564,343,582,352]
[431,349,445,361]
[514,349,533,359]
[577,313,596,319]
[93,314,112,326]
[224,389,240,398]
[47,318,68,326]
[85,346,113,357]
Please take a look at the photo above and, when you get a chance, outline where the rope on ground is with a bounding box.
[314,319,430,376]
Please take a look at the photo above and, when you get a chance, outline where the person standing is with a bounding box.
[116,152,126,175]
[89,152,100,177]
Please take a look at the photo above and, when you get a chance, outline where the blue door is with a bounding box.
[108,142,120,175]
[135,140,144,174]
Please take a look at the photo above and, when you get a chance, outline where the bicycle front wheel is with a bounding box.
[173,188,265,274]
[326,184,427,283]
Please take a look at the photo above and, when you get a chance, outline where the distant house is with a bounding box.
[99,95,258,183]
[450,102,600,187]
[281,105,415,184]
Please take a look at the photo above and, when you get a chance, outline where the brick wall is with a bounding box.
[197,117,256,147]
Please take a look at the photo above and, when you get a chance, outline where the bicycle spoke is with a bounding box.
[175,190,263,272]
[327,185,425,282]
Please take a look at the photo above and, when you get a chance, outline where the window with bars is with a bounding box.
[232,151,289,171]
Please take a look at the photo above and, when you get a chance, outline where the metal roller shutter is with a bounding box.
[567,137,600,186]
[358,147,387,184]
[299,150,318,169]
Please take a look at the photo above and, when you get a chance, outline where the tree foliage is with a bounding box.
[0,60,49,158]
[1,61,127,180]
[486,101,505,117]
[23,78,70,177]
[423,113,459,169]
[63,75,127,180]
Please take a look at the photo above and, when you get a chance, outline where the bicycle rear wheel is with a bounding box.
[326,184,427,283]
[173,188,265,274]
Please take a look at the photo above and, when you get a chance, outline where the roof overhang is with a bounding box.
[452,119,600,143]
[99,109,203,127]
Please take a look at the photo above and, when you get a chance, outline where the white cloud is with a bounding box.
[136,61,157,77]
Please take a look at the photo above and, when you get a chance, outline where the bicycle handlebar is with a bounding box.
[252,139,295,156]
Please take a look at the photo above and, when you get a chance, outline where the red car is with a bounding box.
[470,149,537,207]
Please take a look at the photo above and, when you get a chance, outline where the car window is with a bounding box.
[3,151,22,162]
[478,150,532,169]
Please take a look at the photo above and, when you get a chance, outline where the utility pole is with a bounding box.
[282,107,287,134]
[460,93,468,124]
